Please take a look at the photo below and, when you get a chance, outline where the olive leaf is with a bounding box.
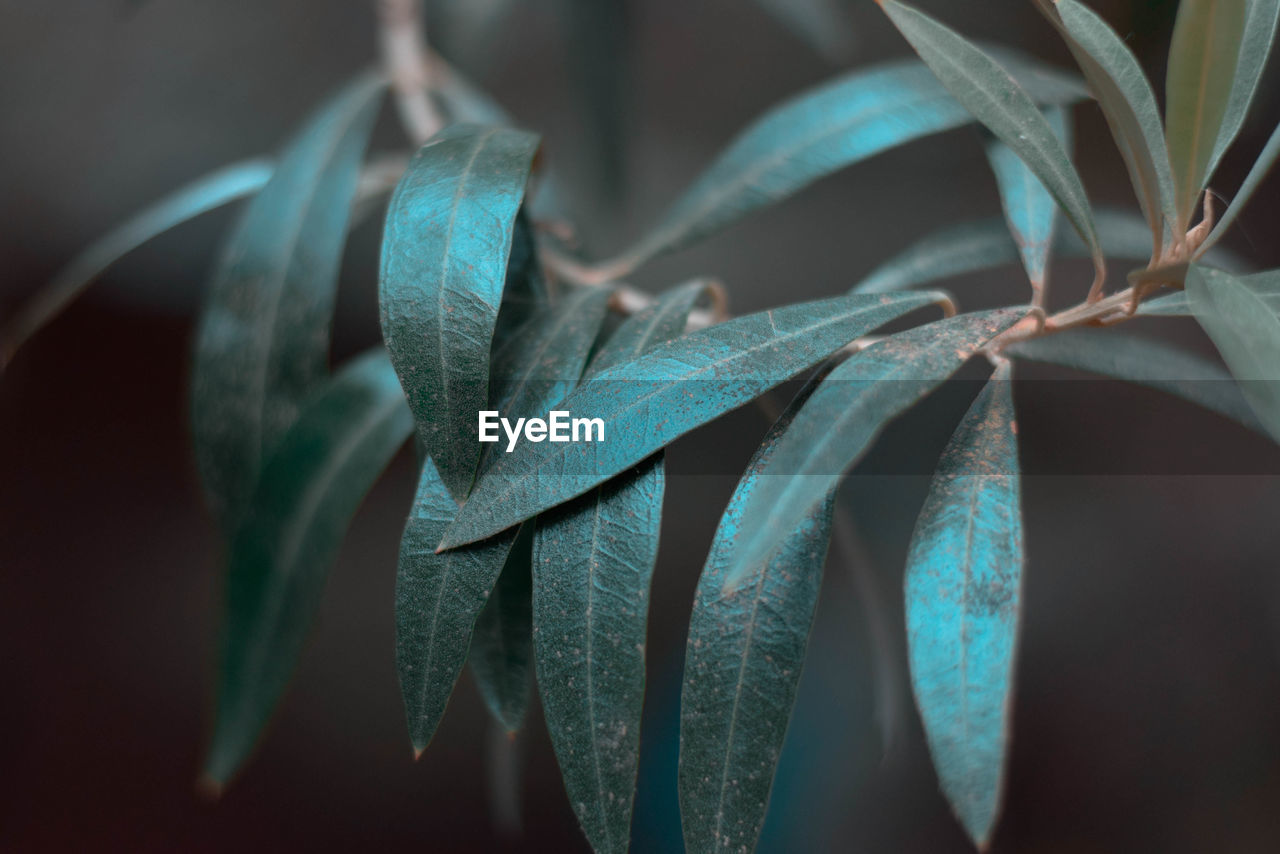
[1198,121,1280,255]
[439,292,946,549]
[753,0,857,63]
[905,361,1022,849]
[469,523,536,733]
[379,123,541,501]
[204,349,413,785]
[193,72,384,529]
[1207,0,1280,181]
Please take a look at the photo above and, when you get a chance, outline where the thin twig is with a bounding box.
[376,0,444,144]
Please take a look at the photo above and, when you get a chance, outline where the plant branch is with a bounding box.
[376,0,444,145]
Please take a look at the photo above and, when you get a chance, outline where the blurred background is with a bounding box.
[4,0,1280,850]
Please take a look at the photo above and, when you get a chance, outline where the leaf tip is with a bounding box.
[413,745,426,761]
[196,773,224,801]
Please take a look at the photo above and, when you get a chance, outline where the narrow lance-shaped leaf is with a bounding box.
[753,0,857,63]
[1187,265,1280,442]
[492,211,552,348]
[1008,327,1265,434]
[439,291,945,549]
[379,123,541,500]
[727,308,1025,584]
[1207,0,1280,180]
[397,287,612,752]
[530,282,710,853]
[879,0,1106,296]
[984,106,1073,300]
[469,523,536,733]
[1042,0,1177,243]
[0,158,273,371]
[1198,120,1280,255]
[1165,0,1248,232]
[679,365,839,854]
[593,54,1086,278]
[204,349,413,785]
[193,73,384,528]
[905,361,1023,849]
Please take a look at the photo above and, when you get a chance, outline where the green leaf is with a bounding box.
[0,158,273,371]
[469,523,535,733]
[192,73,384,529]
[678,367,837,854]
[984,106,1073,297]
[1187,265,1280,442]
[1199,120,1280,254]
[880,0,1105,294]
[1165,0,1248,231]
[204,349,414,785]
[1045,0,1178,242]
[1208,0,1280,179]
[726,308,1024,584]
[529,282,706,853]
[439,292,945,549]
[379,123,541,501]
[905,361,1022,849]
[596,55,1085,278]
[1007,327,1265,435]
[852,209,1154,296]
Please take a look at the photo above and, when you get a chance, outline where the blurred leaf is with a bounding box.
[431,0,519,72]
[754,0,857,64]
[470,523,536,733]
[679,366,837,854]
[1187,265,1280,441]
[1007,328,1265,435]
[431,55,513,127]
[0,158,272,370]
[379,124,541,500]
[529,282,705,853]
[192,73,384,529]
[880,1,1105,292]
[1199,120,1280,254]
[1165,0,1247,230]
[852,209,1154,296]
[905,362,1021,849]
[727,308,1024,585]
[1044,0,1177,241]
[204,349,413,785]
[599,55,1086,277]
[561,0,631,197]
[1208,0,1280,179]
[984,106,1073,298]
[439,292,944,549]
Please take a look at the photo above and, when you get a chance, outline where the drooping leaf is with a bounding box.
[727,308,1025,584]
[379,123,541,501]
[679,365,838,854]
[469,523,536,733]
[492,210,553,348]
[852,209,1155,296]
[1187,265,1280,442]
[1208,0,1280,179]
[192,73,384,528]
[1007,327,1265,435]
[879,0,1105,294]
[594,55,1086,278]
[1164,0,1248,231]
[905,361,1022,849]
[753,0,857,63]
[529,282,707,853]
[0,158,273,371]
[1199,120,1280,254]
[439,292,946,549]
[984,106,1073,299]
[204,349,413,785]
[1043,0,1177,242]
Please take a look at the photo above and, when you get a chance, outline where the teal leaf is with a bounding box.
[192,73,384,529]
[439,292,945,549]
[204,349,413,785]
[1208,0,1280,179]
[678,366,838,854]
[492,211,552,348]
[905,361,1022,849]
[597,55,1085,277]
[1165,0,1248,231]
[469,523,536,733]
[1007,327,1265,435]
[529,280,705,853]
[379,123,541,500]
[727,308,1025,584]
[880,0,1105,294]
[1187,265,1280,442]
[0,158,272,371]
[1199,120,1280,254]
[1045,0,1177,241]
[984,106,1073,298]
[753,0,857,63]
[852,209,1154,296]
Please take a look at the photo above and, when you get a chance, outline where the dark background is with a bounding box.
[4,0,1280,850]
